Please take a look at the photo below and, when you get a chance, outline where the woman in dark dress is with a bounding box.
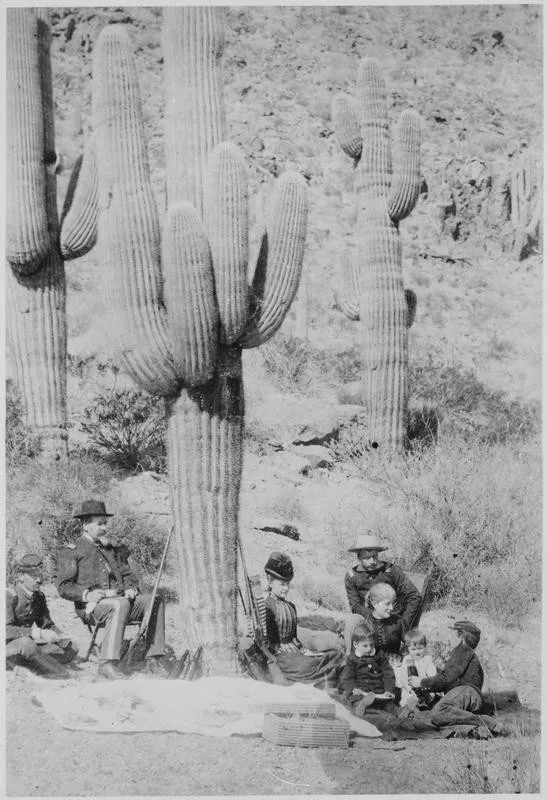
[263,552,344,687]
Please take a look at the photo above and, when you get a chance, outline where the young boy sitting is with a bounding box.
[408,620,483,713]
[338,624,398,718]
[396,628,439,710]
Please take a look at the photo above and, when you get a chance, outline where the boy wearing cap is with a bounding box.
[344,534,422,630]
[409,620,484,712]
[6,553,78,678]
[56,500,167,680]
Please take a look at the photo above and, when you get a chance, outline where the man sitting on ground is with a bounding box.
[6,553,78,679]
[56,499,168,680]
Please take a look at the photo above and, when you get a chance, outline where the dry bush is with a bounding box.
[80,389,167,473]
[5,453,167,586]
[349,435,542,624]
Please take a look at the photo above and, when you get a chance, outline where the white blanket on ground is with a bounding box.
[31,675,381,738]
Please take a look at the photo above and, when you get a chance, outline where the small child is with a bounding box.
[338,625,398,718]
[409,620,484,713]
[395,629,438,710]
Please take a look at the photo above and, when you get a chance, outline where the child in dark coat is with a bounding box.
[339,625,398,718]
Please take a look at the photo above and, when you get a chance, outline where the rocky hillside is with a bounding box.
[26,4,541,427]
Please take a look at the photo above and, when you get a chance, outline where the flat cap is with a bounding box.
[449,620,481,636]
[264,552,294,582]
[72,499,113,519]
[15,553,43,569]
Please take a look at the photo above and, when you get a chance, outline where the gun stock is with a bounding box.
[122,525,174,670]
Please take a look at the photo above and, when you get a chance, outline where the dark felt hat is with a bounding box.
[449,620,481,636]
[264,552,294,581]
[15,553,43,569]
[72,499,113,519]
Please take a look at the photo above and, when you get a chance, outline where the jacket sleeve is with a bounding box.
[344,570,366,616]
[390,565,422,628]
[420,645,472,692]
[5,590,31,641]
[339,659,357,698]
[56,547,88,602]
[379,652,396,694]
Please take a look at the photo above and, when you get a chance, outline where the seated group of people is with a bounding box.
[6,500,167,681]
[6,503,503,735]
[261,535,504,734]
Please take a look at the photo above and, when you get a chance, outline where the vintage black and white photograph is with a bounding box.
[4,2,542,796]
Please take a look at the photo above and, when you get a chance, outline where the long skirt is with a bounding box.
[276,647,344,686]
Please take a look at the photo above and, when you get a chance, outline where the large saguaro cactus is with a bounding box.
[333,59,421,451]
[6,9,97,460]
[93,9,307,674]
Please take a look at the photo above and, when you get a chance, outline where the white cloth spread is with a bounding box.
[31,675,381,738]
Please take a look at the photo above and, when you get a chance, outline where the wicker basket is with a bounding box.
[250,702,335,718]
[262,713,350,748]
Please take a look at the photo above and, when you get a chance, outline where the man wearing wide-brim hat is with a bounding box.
[56,500,167,680]
[6,553,78,679]
[344,533,421,630]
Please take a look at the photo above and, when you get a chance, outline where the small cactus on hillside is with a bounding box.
[333,59,421,451]
[6,9,97,460]
[93,9,307,673]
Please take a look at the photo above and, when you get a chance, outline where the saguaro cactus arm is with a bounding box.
[7,8,51,272]
[94,25,180,396]
[60,136,98,260]
[340,248,360,321]
[388,110,422,222]
[238,171,308,348]
[163,202,219,385]
[205,142,249,345]
[332,95,363,161]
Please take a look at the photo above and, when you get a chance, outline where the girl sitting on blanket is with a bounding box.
[263,552,344,688]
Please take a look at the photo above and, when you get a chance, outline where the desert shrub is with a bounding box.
[104,510,170,585]
[408,359,540,444]
[349,435,542,624]
[260,334,316,394]
[5,453,114,583]
[80,389,167,473]
[261,333,363,395]
[5,380,41,464]
[5,450,170,586]
[445,737,540,793]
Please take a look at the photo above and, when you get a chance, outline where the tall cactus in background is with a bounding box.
[333,59,421,452]
[93,8,307,674]
[6,8,97,460]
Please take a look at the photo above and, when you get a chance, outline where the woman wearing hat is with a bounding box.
[344,533,421,630]
[263,552,344,687]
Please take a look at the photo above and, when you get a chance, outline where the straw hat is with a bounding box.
[347,533,388,553]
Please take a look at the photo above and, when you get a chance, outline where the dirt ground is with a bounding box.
[5,592,541,797]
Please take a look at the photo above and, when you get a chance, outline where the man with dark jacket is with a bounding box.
[344,533,422,630]
[6,553,77,678]
[56,500,166,680]
[409,621,506,735]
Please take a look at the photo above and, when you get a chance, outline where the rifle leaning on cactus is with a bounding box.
[237,538,290,685]
[121,525,174,671]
